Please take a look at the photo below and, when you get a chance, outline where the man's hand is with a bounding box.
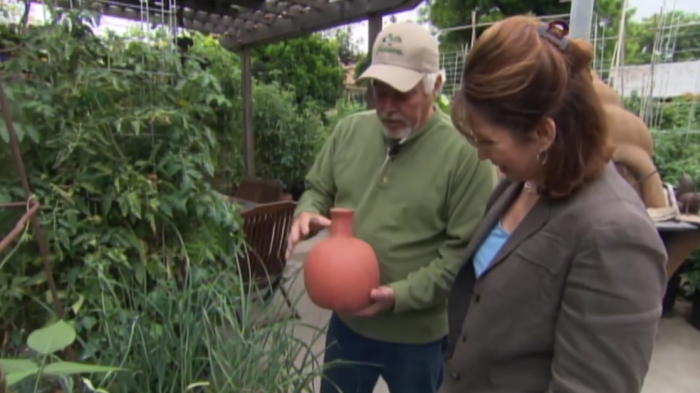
[353,286,395,317]
[286,212,331,258]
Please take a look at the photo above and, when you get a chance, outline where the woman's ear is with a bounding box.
[536,117,557,151]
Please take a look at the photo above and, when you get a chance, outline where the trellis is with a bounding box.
[54,0,423,175]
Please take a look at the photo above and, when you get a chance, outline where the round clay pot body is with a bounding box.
[304,208,380,314]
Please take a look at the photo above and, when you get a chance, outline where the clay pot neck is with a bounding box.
[329,208,355,238]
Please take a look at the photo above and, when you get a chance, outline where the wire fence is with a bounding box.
[439,51,464,98]
[437,9,700,135]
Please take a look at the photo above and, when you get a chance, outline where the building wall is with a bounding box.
[609,60,700,99]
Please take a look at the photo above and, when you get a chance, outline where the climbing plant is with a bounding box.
[0,4,240,357]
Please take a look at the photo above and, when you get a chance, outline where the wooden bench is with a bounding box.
[238,201,298,319]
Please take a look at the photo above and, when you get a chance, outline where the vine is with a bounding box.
[0,6,241,357]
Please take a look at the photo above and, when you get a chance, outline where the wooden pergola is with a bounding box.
[56,0,424,176]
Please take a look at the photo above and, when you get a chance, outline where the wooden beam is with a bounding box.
[65,0,251,14]
[50,0,241,27]
[220,0,423,50]
[49,0,424,52]
[229,0,266,9]
[55,0,287,34]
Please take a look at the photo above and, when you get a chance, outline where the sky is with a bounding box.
[635,0,700,18]
[21,0,700,49]
[350,0,700,50]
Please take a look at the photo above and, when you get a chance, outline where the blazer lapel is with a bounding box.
[461,182,521,266]
[481,193,551,277]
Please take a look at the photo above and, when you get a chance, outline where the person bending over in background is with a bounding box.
[285,21,496,393]
[440,16,667,393]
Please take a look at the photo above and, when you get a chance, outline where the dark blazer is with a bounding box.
[440,164,667,393]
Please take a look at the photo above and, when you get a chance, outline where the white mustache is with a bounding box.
[378,113,408,123]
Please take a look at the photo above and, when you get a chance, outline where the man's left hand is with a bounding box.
[353,286,395,317]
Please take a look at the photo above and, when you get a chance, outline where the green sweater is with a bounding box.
[296,109,496,344]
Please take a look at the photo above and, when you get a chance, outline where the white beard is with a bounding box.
[377,111,413,140]
[382,126,412,140]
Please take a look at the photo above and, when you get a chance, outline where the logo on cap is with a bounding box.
[376,34,403,55]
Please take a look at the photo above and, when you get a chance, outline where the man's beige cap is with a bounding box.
[358,21,440,93]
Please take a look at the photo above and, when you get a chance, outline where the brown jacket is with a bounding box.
[441,164,667,393]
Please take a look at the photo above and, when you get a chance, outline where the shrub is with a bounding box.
[0,8,324,392]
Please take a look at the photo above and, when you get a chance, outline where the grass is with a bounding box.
[70,264,327,393]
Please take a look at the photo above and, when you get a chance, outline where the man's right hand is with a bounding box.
[286,212,331,258]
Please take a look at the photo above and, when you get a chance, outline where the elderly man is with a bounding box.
[286,21,495,393]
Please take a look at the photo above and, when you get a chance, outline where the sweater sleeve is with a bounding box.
[294,120,344,218]
[389,149,497,312]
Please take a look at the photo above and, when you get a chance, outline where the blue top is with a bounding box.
[473,222,510,277]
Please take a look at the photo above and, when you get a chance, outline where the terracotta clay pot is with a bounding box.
[304,208,379,313]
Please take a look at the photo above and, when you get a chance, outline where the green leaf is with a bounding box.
[71,294,85,314]
[81,315,97,331]
[83,377,112,393]
[134,261,146,285]
[42,361,122,376]
[0,358,39,374]
[27,320,77,355]
[5,370,37,386]
[186,381,210,391]
[0,359,40,386]
[24,124,40,143]
[0,121,23,143]
[0,192,12,204]
[131,120,141,135]
[0,121,7,143]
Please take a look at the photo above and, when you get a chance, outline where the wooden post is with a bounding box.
[241,46,255,176]
[365,13,383,109]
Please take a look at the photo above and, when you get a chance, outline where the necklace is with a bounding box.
[523,181,537,193]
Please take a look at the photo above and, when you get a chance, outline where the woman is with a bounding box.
[441,16,667,393]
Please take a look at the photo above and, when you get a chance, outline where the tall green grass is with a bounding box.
[78,265,326,393]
